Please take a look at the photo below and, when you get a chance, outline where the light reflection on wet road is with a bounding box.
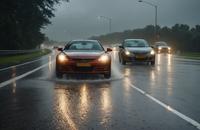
[0,51,200,130]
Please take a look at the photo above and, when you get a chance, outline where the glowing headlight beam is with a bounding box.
[58,54,68,62]
[125,50,130,55]
[98,55,109,63]
[150,50,155,55]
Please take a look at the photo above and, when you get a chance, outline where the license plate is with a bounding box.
[136,55,145,59]
[76,63,91,67]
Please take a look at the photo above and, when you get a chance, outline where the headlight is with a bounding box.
[58,54,68,62]
[150,50,155,55]
[125,50,131,55]
[98,54,109,63]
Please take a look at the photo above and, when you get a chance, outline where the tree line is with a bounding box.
[90,24,200,52]
[0,0,68,50]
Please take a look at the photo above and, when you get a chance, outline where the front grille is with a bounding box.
[132,52,149,55]
[75,67,94,72]
[72,59,95,63]
[161,48,168,51]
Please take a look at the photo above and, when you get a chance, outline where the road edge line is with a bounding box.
[0,63,49,88]
[0,54,50,72]
[129,83,200,130]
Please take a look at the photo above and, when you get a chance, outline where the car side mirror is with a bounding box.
[106,48,112,52]
[119,45,124,49]
[57,48,63,51]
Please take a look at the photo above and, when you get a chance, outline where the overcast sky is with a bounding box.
[42,0,200,41]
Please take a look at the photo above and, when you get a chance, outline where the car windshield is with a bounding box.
[155,42,167,46]
[64,41,103,51]
[124,40,149,47]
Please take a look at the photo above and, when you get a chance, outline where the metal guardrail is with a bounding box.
[0,50,40,56]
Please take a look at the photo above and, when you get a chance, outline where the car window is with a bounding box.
[124,40,149,47]
[65,41,103,51]
[155,42,167,46]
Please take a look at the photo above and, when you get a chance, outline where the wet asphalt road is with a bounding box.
[0,50,200,130]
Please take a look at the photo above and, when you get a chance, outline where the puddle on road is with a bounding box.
[47,76,122,84]
[38,63,125,84]
[38,74,124,84]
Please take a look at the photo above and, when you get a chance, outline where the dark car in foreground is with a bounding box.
[56,40,112,78]
[118,39,155,65]
[153,41,171,54]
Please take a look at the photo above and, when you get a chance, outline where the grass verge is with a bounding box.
[0,49,51,67]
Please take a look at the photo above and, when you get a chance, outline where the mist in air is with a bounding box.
[43,0,200,41]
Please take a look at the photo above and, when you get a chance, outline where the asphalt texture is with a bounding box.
[0,50,200,130]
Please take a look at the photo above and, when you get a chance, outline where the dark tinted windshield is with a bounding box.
[155,42,167,46]
[124,40,149,47]
[64,41,104,51]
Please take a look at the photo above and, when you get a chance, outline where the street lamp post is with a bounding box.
[98,16,112,33]
[138,0,158,41]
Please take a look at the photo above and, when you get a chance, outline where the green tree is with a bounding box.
[0,0,68,50]
[90,24,200,52]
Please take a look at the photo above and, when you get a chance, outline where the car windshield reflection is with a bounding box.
[64,41,104,51]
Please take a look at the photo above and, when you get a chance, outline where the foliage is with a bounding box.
[0,0,67,50]
[91,24,200,52]
[0,49,51,66]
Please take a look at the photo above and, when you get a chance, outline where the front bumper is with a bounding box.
[56,60,111,74]
[123,54,155,62]
[157,48,171,53]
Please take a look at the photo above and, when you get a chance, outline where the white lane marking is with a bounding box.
[0,55,49,72]
[174,56,200,62]
[129,83,200,130]
[0,63,49,88]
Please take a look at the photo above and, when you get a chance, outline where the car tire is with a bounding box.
[150,61,155,65]
[119,55,121,63]
[104,67,111,79]
[122,58,126,65]
[104,72,111,79]
[56,71,63,78]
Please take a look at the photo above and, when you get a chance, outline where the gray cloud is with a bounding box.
[42,0,200,41]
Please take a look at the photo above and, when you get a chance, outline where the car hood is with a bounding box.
[62,51,104,59]
[125,47,152,53]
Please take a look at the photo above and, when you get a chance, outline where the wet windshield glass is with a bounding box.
[155,42,167,46]
[65,41,103,51]
[124,40,149,47]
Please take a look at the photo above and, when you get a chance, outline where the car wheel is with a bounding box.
[104,71,111,79]
[56,71,63,78]
[104,64,111,79]
[121,58,126,65]
[119,55,121,63]
[150,61,155,65]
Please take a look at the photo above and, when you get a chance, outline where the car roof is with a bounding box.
[70,40,99,42]
[155,41,167,44]
[124,39,146,41]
